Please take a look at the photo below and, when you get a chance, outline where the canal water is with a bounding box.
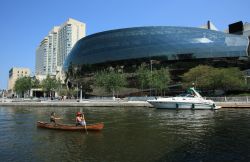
[0,106,250,162]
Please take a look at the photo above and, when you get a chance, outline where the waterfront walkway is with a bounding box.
[1,100,250,108]
[0,100,151,107]
[216,102,250,108]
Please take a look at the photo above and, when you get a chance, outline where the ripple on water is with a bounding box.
[1,107,250,161]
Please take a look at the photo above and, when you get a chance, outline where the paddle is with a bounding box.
[79,109,88,135]
[84,121,88,134]
[82,113,88,134]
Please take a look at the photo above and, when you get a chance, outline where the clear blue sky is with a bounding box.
[0,0,249,89]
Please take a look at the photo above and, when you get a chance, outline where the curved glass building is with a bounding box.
[63,26,249,82]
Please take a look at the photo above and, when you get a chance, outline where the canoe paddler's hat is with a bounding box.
[76,112,82,116]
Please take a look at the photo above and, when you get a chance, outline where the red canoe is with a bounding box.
[37,121,104,131]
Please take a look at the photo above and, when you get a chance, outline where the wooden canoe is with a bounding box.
[37,121,104,131]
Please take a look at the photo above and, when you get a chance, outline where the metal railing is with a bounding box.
[127,96,250,102]
[4,96,250,103]
[206,96,250,102]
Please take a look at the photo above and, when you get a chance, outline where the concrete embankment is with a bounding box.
[216,102,250,108]
[0,101,152,107]
[1,101,250,108]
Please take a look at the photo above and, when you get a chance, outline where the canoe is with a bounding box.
[37,121,104,131]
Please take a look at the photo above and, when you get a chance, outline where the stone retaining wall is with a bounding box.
[1,101,250,108]
[0,101,152,107]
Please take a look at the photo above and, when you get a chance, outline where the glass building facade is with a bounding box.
[64,26,249,80]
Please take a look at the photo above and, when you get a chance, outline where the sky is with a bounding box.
[0,0,249,89]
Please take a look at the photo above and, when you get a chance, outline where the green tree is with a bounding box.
[31,78,41,88]
[41,75,61,97]
[95,71,108,89]
[79,79,93,97]
[150,68,171,96]
[57,88,68,97]
[57,87,77,98]
[136,64,151,91]
[217,68,245,91]
[94,70,127,97]
[14,77,32,97]
[182,65,214,90]
[182,65,245,93]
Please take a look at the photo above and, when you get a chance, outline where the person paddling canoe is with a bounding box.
[75,112,86,126]
[50,112,61,124]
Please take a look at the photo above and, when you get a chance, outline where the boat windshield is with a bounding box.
[176,88,203,98]
[177,93,195,97]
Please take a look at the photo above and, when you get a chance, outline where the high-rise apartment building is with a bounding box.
[8,67,31,94]
[35,18,85,77]
[36,27,59,75]
[57,18,86,67]
[35,38,47,75]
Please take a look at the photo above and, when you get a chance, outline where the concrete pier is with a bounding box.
[216,102,250,108]
[0,101,152,107]
[1,100,250,108]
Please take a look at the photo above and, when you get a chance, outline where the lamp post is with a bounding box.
[76,83,79,100]
[150,60,153,96]
[80,85,82,102]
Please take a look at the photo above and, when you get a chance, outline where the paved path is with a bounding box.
[0,101,152,107]
[1,101,250,108]
[216,102,250,108]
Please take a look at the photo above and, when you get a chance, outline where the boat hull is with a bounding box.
[147,88,220,110]
[147,101,220,110]
[37,121,104,131]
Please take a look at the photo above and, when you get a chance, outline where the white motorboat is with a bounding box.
[147,87,220,110]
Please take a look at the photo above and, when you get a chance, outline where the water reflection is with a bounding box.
[0,107,250,162]
[156,109,250,162]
